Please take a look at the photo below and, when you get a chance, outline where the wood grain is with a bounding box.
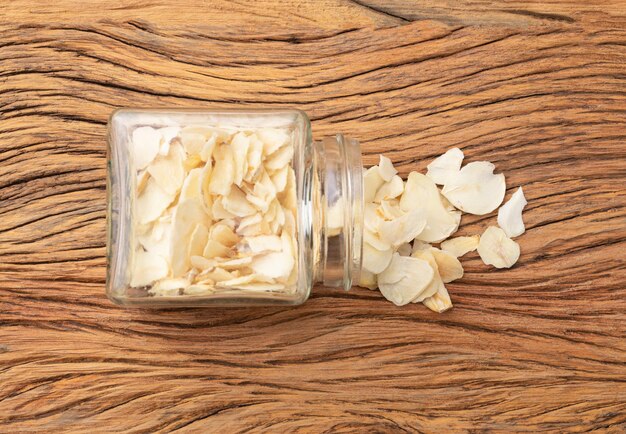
[1,1,625,432]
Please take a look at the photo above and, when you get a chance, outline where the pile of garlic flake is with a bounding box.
[359,148,527,311]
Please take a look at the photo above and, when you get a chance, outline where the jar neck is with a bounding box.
[310,134,363,290]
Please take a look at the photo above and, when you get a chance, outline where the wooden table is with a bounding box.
[1,1,625,432]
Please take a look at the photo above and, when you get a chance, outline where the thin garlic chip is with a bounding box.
[138,219,171,259]
[442,161,506,215]
[231,132,250,186]
[190,255,217,271]
[378,208,427,248]
[358,270,378,290]
[130,250,169,288]
[423,284,453,313]
[258,128,290,156]
[137,171,151,197]
[477,226,520,269]
[184,284,214,296]
[270,165,289,193]
[497,187,527,238]
[265,144,294,171]
[197,267,235,283]
[440,236,480,257]
[222,186,257,217]
[364,228,391,252]
[378,200,404,220]
[430,248,464,283]
[203,239,232,259]
[364,166,385,203]
[326,198,345,236]
[210,224,240,247]
[158,126,181,156]
[245,235,282,253]
[362,242,393,274]
[400,172,460,243]
[132,126,161,170]
[147,143,186,196]
[412,240,432,254]
[250,233,295,279]
[212,197,237,220]
[209,144,235,196]
[410,249,443,302]
[374,175,404,203]
[378,253,435,306]
[136,178,175,225]
[219,256,253,269]
[150,277,189,296]
[245,134,264,183]
[180,168,203,202]
[426,147,464,185]
[188,224,209,259]
[181,126,211,155]
[364,203,384,232]
[170,199,207,276]
[378,155,397,182]
[200,135,217,162]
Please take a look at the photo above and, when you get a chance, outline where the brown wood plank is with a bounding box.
[1,1,625,432]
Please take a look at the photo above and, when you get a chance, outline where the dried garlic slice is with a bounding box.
[265,145,294,171]
[497,187,527,238]
[209,145,235,196]
[250,233,295,279]
[188,224,209,259]
[442,161,506,215]
[130,250,169,288]
[440,236,480,258]
[364,166,385,203]
[477,226,520,269]
[374,175,404,203]
[426,147,464,185]
[132,126,161,170]
[362,242,393,274]
[136,178,175,225]
[222,187,257,217]
[378,155,397,182]
[410,249,444,302]
[423,284,452,313]
[170,199,207,276]
[400,172,460,243]
[258,128,290,156]
[430,248,464,283]
[203,239,232,259]
[147,143,186,196]
[231,132,250,186]
[358,270,378,290]
[210,224,240,247]
[364,228,391,252]
[378,208,427,248]
[378,254,435,306]
[244,235,282,253]
[150,277,189,296]
[180,168,203,202]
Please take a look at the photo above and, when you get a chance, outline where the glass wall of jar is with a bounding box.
[107,109,363,307]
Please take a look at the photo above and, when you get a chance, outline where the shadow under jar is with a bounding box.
[107,109,364,307]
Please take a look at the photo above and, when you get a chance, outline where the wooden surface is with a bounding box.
[1,1,625,432]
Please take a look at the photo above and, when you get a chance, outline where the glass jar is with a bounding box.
[107,109,363,307]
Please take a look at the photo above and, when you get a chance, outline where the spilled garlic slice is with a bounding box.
[497,187,527,238]
[378,253,435,306]
[440,236,480,258]
[426,147,464,185]
[442,162,505,215]
[477,226,520,269]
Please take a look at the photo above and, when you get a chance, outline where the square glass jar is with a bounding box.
[106,108,363,307]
